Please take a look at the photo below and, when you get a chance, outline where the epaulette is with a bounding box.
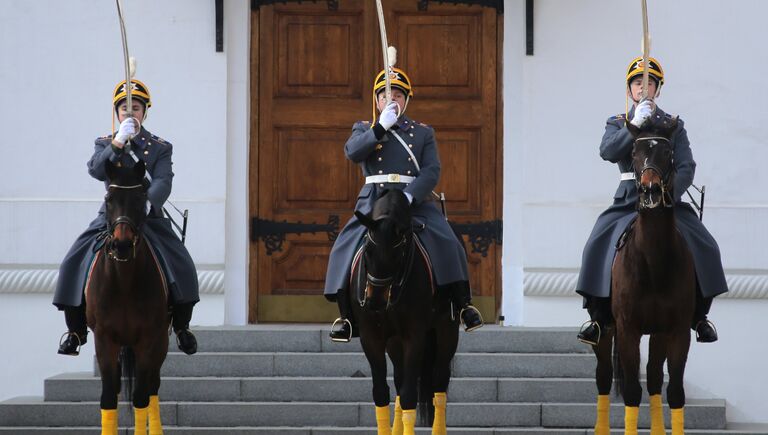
[151,135,169,145]
[97,133,114,140]
[614,114,625,120]
[418,122,430,128]
[360,120,370,124]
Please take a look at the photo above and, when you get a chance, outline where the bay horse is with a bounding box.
[592,117,696,435]
[351,189,459,435]
[86,160,169,435]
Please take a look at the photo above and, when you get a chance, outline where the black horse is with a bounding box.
[591,117,696,435]
[351,189,459,435]
[85,160,170,435]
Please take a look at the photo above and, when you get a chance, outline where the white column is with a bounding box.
[224,0,250,325]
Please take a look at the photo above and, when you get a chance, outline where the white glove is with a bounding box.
[114,118,138,145]
[378,102,399,131]
[404,191,413,204]
[630,99,655,128]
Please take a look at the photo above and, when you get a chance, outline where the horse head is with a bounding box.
[104,160,149,261]
[627,116,679,210]
[354,189,413,311]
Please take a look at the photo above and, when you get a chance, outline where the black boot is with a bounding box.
[693,293,717,343]
[578,296,612,346]
[58,331,87,356]
[450,282,484,332]
[329,288,357,342]
[172,302,197,355]
[58,304,88,356]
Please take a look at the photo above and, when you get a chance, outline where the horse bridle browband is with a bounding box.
[634,136,675,209]
[105,184,144,262]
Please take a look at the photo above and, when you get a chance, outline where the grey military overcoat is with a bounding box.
[53,127,199,308]
[575,106,728,300]
[324,115,469,299]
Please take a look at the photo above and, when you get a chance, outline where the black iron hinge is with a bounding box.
[418,0,503,13]
[251,215,340,255]
[252,0,338,11]
[449,219,502,258]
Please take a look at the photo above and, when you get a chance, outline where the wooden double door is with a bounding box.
[249,0,502,323]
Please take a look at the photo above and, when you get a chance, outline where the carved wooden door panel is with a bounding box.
[250,1,501,322]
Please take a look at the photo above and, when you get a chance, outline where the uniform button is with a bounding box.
[411,125,414,129]
[144,150,149,155]
[407,170,411,174]
[407,158,411,161]
[378,170,383,174]
[378,157,382,161]
[410,133,414,137]
[379,184,384,187]
[376,144,383,150]
[408,144,413,148]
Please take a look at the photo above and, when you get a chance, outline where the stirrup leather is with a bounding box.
[459,305,484,332]
[578,320,601,346]
[330,317,353,342]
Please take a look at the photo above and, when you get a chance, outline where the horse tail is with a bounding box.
[120,346,135,405]
[417,327,437,427]
[612,333,624,398]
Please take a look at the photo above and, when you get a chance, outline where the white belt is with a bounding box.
[620,172,636,181]
[365,174,415,184]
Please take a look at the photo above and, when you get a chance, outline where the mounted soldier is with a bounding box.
[324,51,483,342]
[54,78,200,356]
[575,56,728,346]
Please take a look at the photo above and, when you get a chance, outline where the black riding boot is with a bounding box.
[329,288,357,343]
[172,302,198,355]
[58,304,88,356]
[578,296,612,346]
[450,282,483,332]
[693,293,718,343]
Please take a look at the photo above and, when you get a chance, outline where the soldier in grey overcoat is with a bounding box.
[325,65,483,342]
[575,57,727,345]
[54,79,199,356]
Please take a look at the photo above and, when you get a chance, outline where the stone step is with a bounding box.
[176,326,589,355]
[3,428,768,435]
[0,397,726,429]
[46,373,604,403]
[143,352,594,378]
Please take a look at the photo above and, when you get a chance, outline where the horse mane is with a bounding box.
[371,189,411,224]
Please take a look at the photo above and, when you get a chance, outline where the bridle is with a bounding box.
[360,225,414,309]
[634,136,675,210]
[105,184,144,262]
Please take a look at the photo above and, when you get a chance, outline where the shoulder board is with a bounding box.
[97,134,113,140]
[360,120,370,124]
[150,135,169,145]
[614,114,625,120]
[418,122,430,128]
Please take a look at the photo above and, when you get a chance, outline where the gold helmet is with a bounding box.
[371,67,413,123]
[112,79,152,109]
[626,56,665,86]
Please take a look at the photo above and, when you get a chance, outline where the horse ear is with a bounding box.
[355,210,375,229]
[626,121,640,138]
[662,116,680,137]
[105,159,116,181]
[133,160,146,180]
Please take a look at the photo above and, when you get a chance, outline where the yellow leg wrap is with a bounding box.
[133,406,148,435]
[671,407,684,435]
[594,394,610,435]
[432,392,447,435]
[375,405,392,435]
[392,396,404,435]
[401,409,416,435]
[148,395,163,435]
[100,408,118,435]
[649,394,667,435]
[624,406,640,435]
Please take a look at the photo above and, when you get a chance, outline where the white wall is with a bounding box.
[502,0,768,424]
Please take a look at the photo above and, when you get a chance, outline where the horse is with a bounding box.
[351,189,459,435]
[591,116,697,435]
[85,160,170,435]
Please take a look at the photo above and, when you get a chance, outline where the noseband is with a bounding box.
[105,184,144,262]
[634,137,675,209]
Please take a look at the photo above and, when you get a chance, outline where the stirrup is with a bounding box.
[330,317,353,342]
[695,319,718,342]
[58,331,83,355]
[577,320,601,346]
[459,305,484,332]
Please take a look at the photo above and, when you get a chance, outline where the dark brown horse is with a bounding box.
[592,117,696,435]
[351,189,459,435]
[85,160,169,435]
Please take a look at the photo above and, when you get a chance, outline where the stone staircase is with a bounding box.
[1,325,766,434]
